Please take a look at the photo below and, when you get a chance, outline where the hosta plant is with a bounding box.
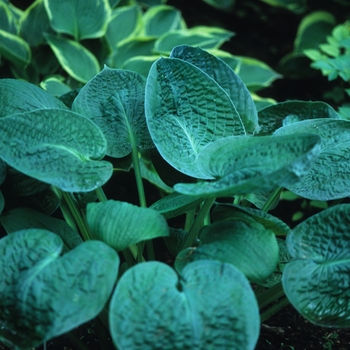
[1,45,350,350]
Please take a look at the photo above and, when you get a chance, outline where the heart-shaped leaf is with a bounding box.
[282,204,350,327]
[274,118,350,200]
[175,219,279,283]
[73,66,153,158]
[109,260,259,350]
[0,109,113,192]
[44,0,110,40]
[0,78,67,118]
[171,45,259,134]
[174,133,321,197]
[86,200,169,251]
[0,229,120,349]
[145,57,245,179]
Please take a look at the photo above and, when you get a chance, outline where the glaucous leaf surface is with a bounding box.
[0,29,31,67]
[86,200,169,251]
[0,109,112,192]
[0,229,119,349]
[258,101,339,135]
[175,219,279,283]
[212,203,291,236]
[174,134,321,197]
[154,26,234,55]
[1,208,83,250]
[145,57,245,179]
[170,45,259,134]
[142,5,184,36]
[44,33,100,83]
[0,78,67,118]
[44,0,110,40]
[282,204,350,327]
[274,118,350,200]
[150,192,203,219]
[109,260,259,350]
[73,66,153,158]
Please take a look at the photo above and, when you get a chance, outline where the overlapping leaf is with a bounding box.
[109,260,259,350]
[283,204,350,327]
[145,57,245,179]
[0,109,112,192]
[0,229,119,349]
[73,66,152,158]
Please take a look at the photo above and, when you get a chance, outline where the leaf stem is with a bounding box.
[261,187,283,212]
[95,187,108,202]
[131,145,147,208]
[182,196,216,249]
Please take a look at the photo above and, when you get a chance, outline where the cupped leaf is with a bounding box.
[73,66,152,158]
[0,29,31,67]
[154,26,234,55]
[0,79,67,118]
[171,45,259,134]
[44,0,111,40]
[0,208,83,250]
[258,100,339,136]
[45,33,100,83]
[142,5,185,36]
[150,192,203,219]
[175,219,279,283]
[106,5,142,48]
[274,118,350,200]
[174,134,321,197]
[86,200,169,251]
[0,229,120,349]
[0,109,112,192]
[282,204,350,327]
[145,57,245,179]
[109,260,259,350]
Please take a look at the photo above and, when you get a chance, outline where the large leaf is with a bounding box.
[0,208,83,250]
[174,134,321,197]
[145,57,245,179]
[170,45,259,134]
[274,118,350,200]
[282,204,350,327]
[0,229,119,349]
[86,200,169,251]
[109,260,259,350]
[258,100,339,135]
[0,78,67,118]
[72,66,152,158]
[175,219,279,283]
[44,0,111,40]
[0,109,112,192]
[0,29,31,67]
[45,33,100,83]
[0,1,18,34]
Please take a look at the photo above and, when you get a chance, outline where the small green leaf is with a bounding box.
[274,118,350,200]
[174,134,321,197]
[171,45,259,134]
[44,0,111,40]
[0,109,113,192]
[154,26,234,55]
[72,66,152,158]
[45,33,100,83]
[109,260,260,350]
[0,208,83,250]
[175,219,279,283]
[202,0,235,11]
[86,200,169,251]
[261,0,306,13]
[40,76,71,97]
[122,55,159,77]
[145,57,245,179]
[0,1,18,34]
[106,5,142,48]
[0,229,119,349]
[258,100,339,135]
[142,5,185,37]
[283,204,350,327]
[0,29,31,67]
[0,79,67,118]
